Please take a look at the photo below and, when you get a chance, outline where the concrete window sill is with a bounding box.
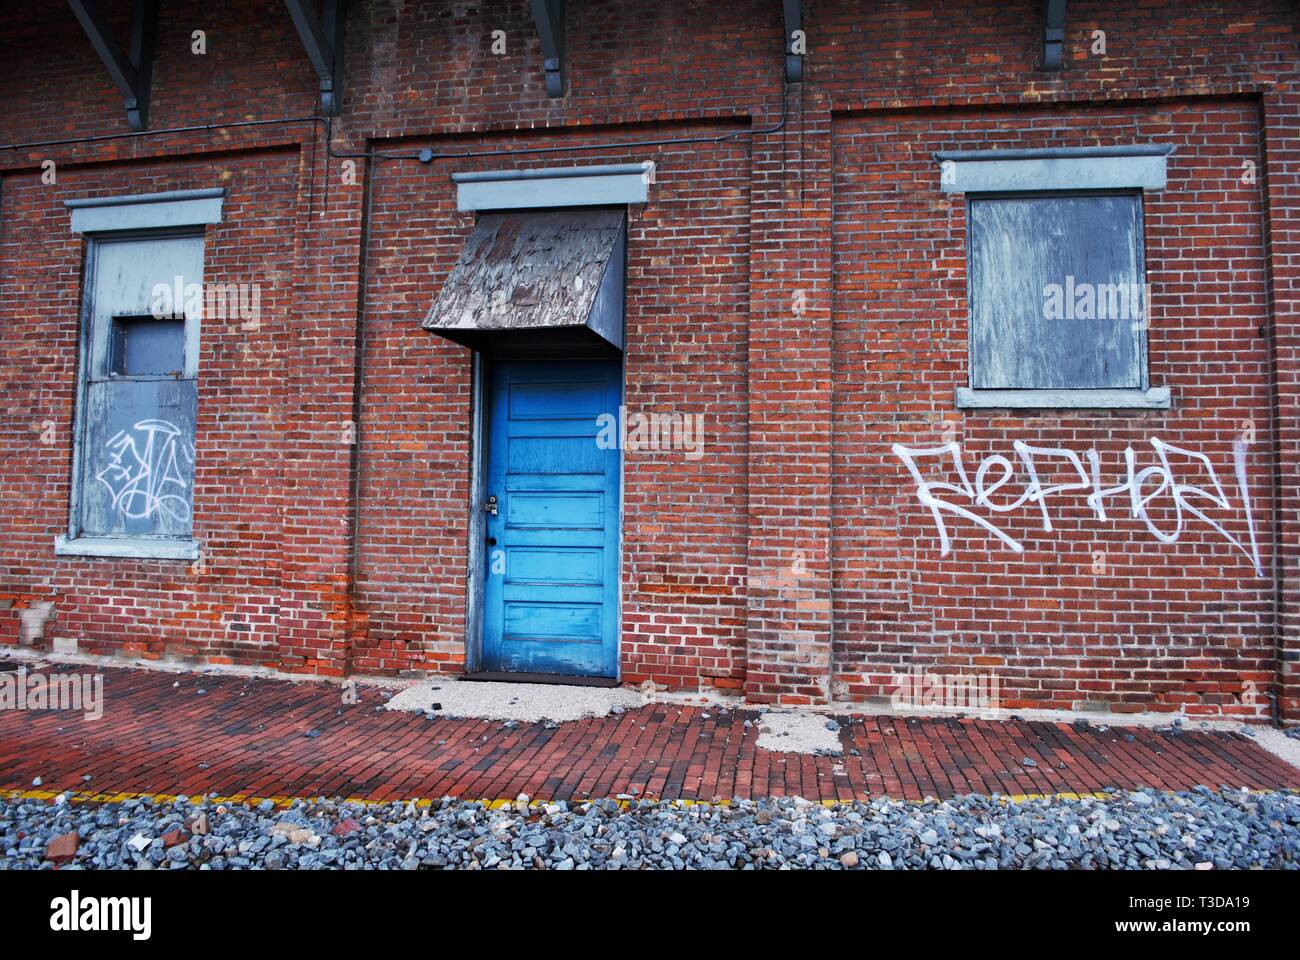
[955,387,1171,410]
[54,535,200,561]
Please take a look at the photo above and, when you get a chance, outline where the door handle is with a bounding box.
[483,495,499,516]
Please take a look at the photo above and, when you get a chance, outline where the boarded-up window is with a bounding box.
[73,234,203,541]
[109,315,185,376]
[968,193,1146,390]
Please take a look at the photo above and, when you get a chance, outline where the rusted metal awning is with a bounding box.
[422,208,625,355]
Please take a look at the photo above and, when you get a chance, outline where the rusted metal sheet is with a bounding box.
[422,208,624,353]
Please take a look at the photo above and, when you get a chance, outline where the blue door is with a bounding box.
[481,358,622,677]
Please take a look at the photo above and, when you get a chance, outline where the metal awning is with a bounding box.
[422,208,625,356]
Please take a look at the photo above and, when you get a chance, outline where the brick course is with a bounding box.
[2,665,1296,802]
[0,0,1297,720]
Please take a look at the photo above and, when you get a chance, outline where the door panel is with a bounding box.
[481,358,621,677]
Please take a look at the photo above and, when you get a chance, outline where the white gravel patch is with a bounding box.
[385,678,642,723]
[1251,726,1300,772]
[756,712,843,755]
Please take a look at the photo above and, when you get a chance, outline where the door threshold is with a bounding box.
[461,671,619,688]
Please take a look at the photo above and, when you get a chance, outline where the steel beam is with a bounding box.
[783,0,803,83]
[67,0,158,130]
[1043,0,1066,71]
[283,0,346,114]
[531,0,566,98]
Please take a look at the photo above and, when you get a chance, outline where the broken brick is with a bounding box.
[44,831,79,864]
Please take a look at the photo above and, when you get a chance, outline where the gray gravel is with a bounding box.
[2,788,1297,870]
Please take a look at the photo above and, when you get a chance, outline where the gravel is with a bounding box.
[1253,725,1300,770]
[2,787,1297,870]
[385,678,642,723]
[755,712,844,755]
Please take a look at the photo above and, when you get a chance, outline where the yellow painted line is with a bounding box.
[3,788,470,811]
[5,787,1293,811]
[1,787,1102,809]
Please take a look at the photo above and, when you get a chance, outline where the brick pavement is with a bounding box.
[1,665,1297,804]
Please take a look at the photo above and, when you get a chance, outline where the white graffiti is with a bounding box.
[892,438,1264,577]
[94,419,195,523]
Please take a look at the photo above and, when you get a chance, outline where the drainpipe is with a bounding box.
[343,137,377,672]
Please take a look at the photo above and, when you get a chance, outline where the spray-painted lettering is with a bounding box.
[95,419,195,523]
[891,438,1263,577]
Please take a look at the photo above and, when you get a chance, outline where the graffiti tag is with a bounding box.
[891,438,1263,577]
[94,419,195,523]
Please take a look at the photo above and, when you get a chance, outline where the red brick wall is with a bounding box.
[0,0,1296,720]
[832,100,1275,718]
[353,126,752,687]
[805,0,1296,719]
[0,151,305,666]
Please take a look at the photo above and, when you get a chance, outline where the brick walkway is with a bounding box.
[1,665,1297,804]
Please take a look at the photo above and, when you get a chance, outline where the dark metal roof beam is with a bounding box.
[783,0,803,83]
[1043,0,1066,71]
[283,0,346,114]
[531,0,566,98]
[66,0,158,131]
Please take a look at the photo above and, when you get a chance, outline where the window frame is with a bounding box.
[55,188,223,561]
[936,144,1173,411]
[963,186,1152,400]
[58,227,205,560]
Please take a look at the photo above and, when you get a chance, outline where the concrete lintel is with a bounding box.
[956,387,1172,410]
[54,535,201,561]
[936,146,1172,193]
[453,162,653,211]
[67,188,225,233]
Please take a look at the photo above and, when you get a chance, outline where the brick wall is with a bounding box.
[354,126,752,686]
[0,0,1296,720]
[0,150,305,667]
[832,99,1275,718]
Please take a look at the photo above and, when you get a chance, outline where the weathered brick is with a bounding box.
[0,0,1295,720]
